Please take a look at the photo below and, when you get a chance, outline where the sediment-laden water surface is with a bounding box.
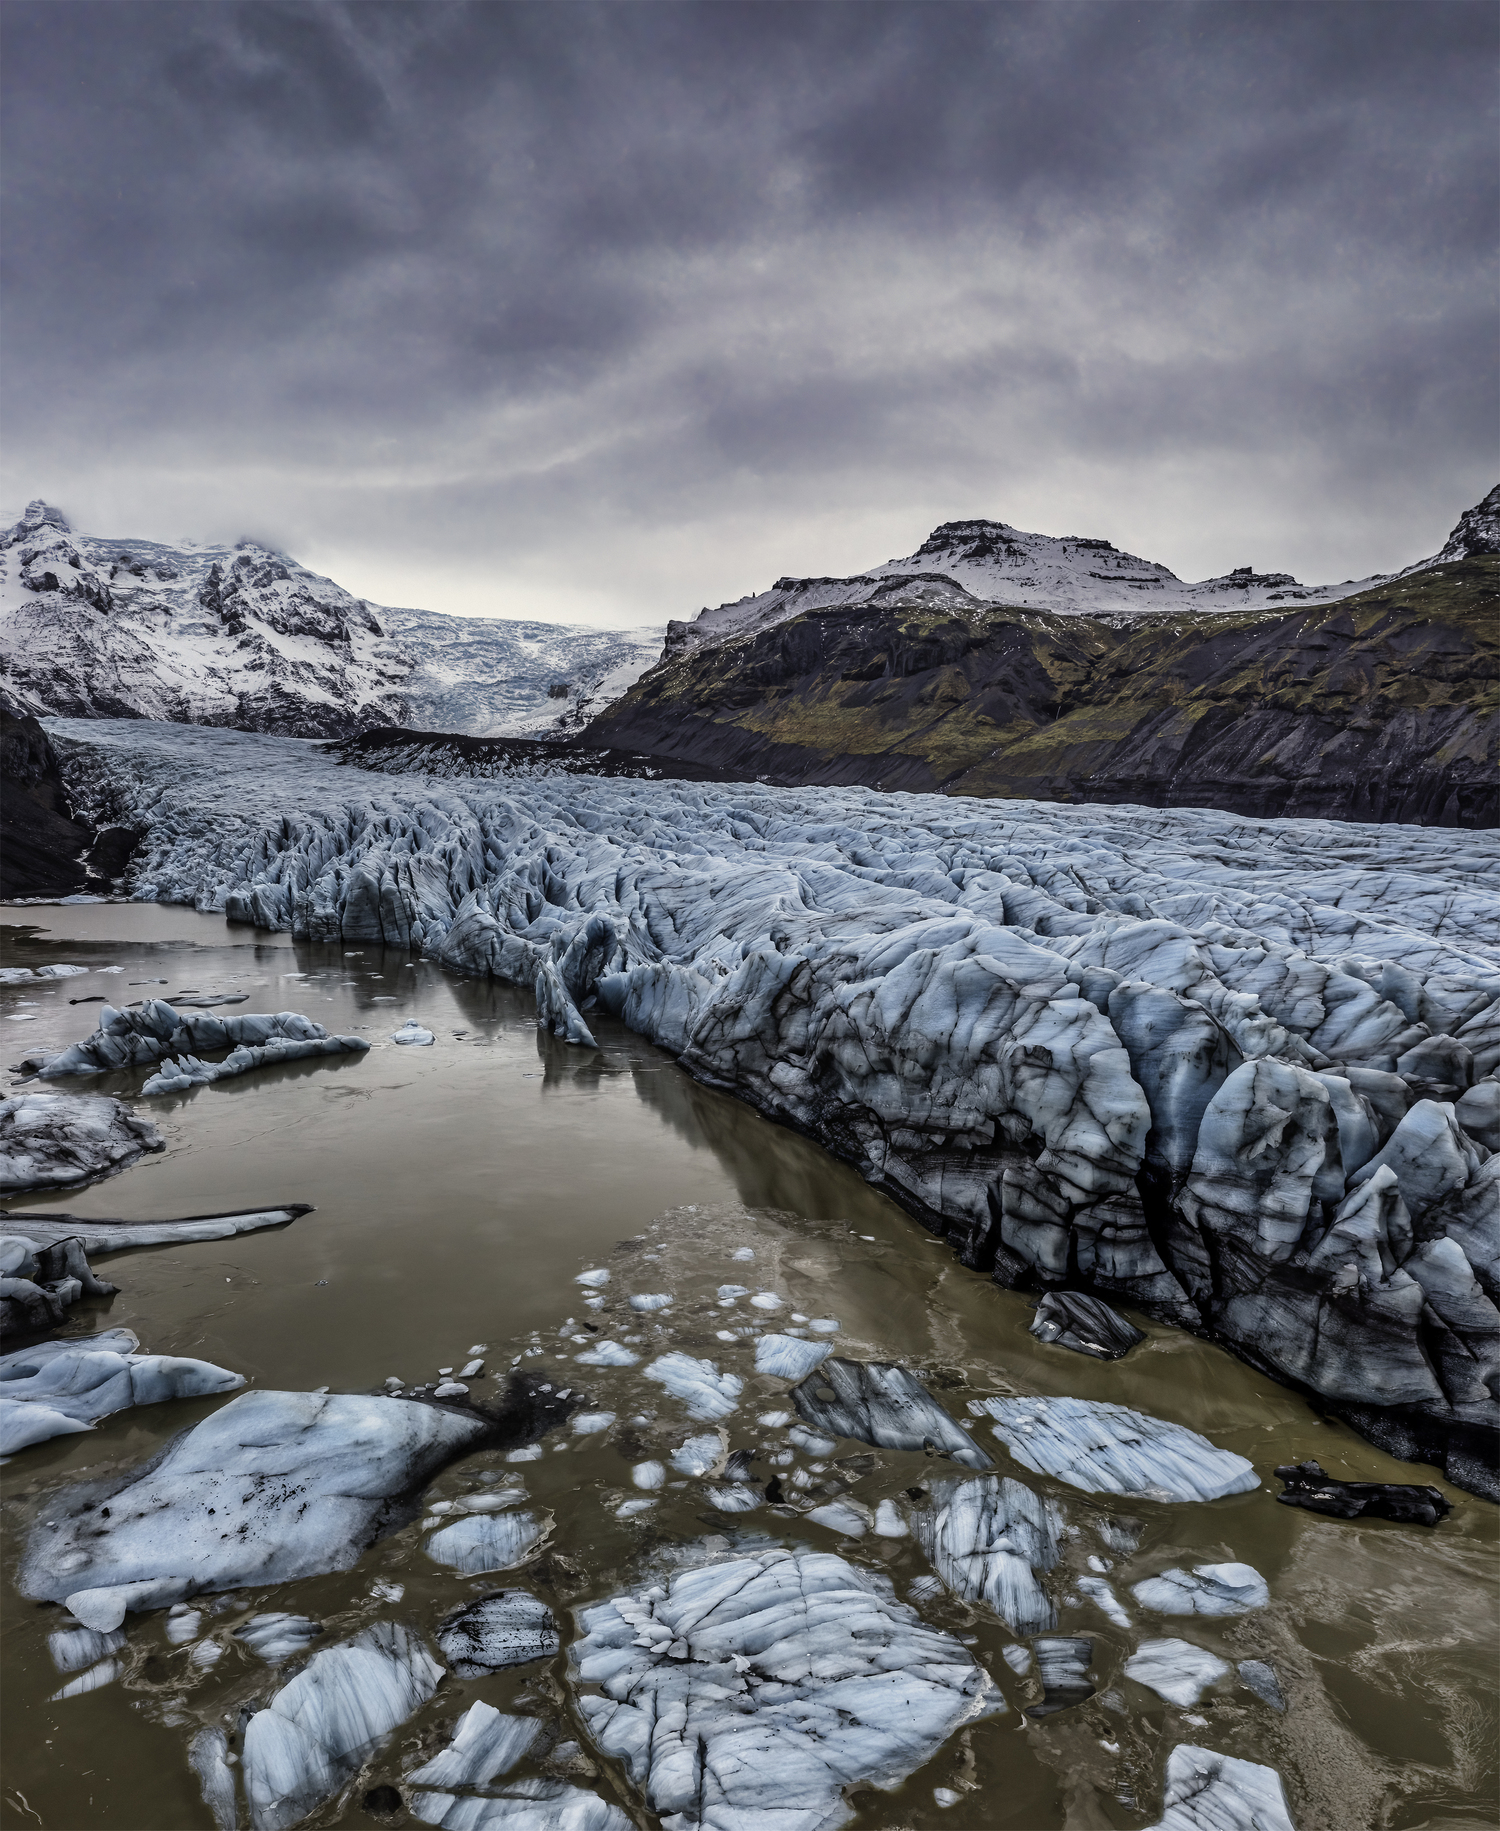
[1,904,1495,1831]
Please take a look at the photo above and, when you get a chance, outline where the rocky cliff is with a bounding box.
[587,530,1498,827]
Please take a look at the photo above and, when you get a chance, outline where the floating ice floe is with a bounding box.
[793,1359,991,1468]
[670,1431,725,1476]
[1237,1659,1286,1711]
[976,1397,1257,1501]
[235,1613,323,1664]
[755,1333,832,1381]
[425,1509,550,1576]
[19,1389,488,1629]
[704,1482,763,1514]
[1028,1636,1095,1717]
[190,1728,237,1831]
[392,1019,435,1045]
[643,1351,743,1420]
[805,1497,872,1537]
[628,1292,672,1312]
[51,1655,120,1699]
[48,1623,125,1672]
[1143,1745,1296,1831]
[436,1593,560,1676]
[570,1410,615,1433]
[1030,1291,1145,1360]
[0,1328,244,1456]
[808,1318,840,1334]
[573,1340,638,1367]
[1000,1644,1032,1676]
[0,1203,312,1256]
[0,1231,117,1338]
[632,1460,665,1490]
[241,1622,444,1831]
[0,1093,164,1193]
[572,1548,1002,1829]
[874,1499,908,1537]
[1131,1563,1269,1617]
[912,1474,1061,1636]
[575,1269,610,1288]
[749,1291,783,1311]
[1124,1638,1232,1707]
[411,1778,633,1830]
[1078,1576,1132,1628]
[30,1000,366,1082]
[408,1700,543,1794]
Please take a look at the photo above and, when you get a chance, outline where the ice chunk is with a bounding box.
[48,1624,125,1672]
[436,1594,560,1676]
[1237,1659,1286,1711]
[793,1358,991,1468]
[1131,1563,1269,1617]
[1028,1636,1095,1718]
[749,1291,783,1311]
[1143,1745,1296,1831]
[573,1340,637,1367]
[1078,1576,1132,1628]
[808,1318,840,1334]
[787,1424,838,1456]
[0,1205,312,1255]
[19,1389,488,1627]
[643,1351,743,1420]
[242,1622,443,1831]
[1124,1638,1231,1707]
[628,1292,672,1312]
[670,1431,724,1476]
[409,1778,632,1829]
[716,1284,750,1300]
[632,1460,666,1490]
[1000,1644,1032,1676]
[575,1269,610,1288]
[236,1614,322,1665]
[50,1655,119,1699]
[392,1020,435,1045]
[704,1482,763,1514]
[425,1511,550,1576]
[190,1728,237,1831]
[874,1499,908,1537]
[805,1498,871,1537]
[913,1474,1060,1636]
[755,1333,831,1381]
[977,1397,1256,1501]
[1030,1291,1145,1361]
[408,1700,542,1790]
[0,1092,164,1193]
[572,1549,1001,1828]
[0,1334,238,1458]
[570,1411,615,1433]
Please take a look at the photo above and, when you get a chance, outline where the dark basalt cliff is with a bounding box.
[585,559,1499,827]
[0,691,138,898]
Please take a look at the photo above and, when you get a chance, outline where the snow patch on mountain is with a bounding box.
[0,501,662,740]
[671,489,1495,655]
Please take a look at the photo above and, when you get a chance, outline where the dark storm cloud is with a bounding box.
[2,0,1493,622]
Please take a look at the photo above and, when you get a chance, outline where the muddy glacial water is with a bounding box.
[1,905,1495,1831]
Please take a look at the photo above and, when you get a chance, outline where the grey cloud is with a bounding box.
[1,0,1493,622]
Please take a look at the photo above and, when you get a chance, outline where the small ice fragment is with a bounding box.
[370,1580,405,1603]
[576,1269,611,1288]
[1124,1638,1231,1708]
[574,1340,639,1366]
[755,1334,831,1381]
[616,1498,656,1518]
[434,1381,469,1399]
[439,1367,453,1376]
[750,1292,782,1311]
[908,1575,944,1605]
[874,1499,908,1538]
[643,1352,742,1420]
[717,1284,750,1301]
[716,1330,737,1342]
[383,1376,404,1392]
[805,1498,872,1538]
[757,1411,791,1428]
[1131,1563,1268,1617]
[460,1359,484,1379]
[629,1293,673,1312]
[934,1788,962,1809]
[468,1344,487,1353]
[506,1445,544,1462]
[1001,1645,1033,1676]
[670,1432,724,1477]
[704,1482,762,1514]
[791,1313,808,1324]
[584,1296,606,1309]
[788,1424,838,1457]
[166,1607,203,1644]
[731,1248,755,1260]
[571,1411,616,1434]
[1238,1659,1287,1710]
[632,1461,666,1490]
[425,1510,549,1574]
[190,1639,223,1669]
[1078,1578,1132,1629]
[51,1656,119,1699]
[1087,1555,1111,1573]
[391,1019,435,1045]
[808,1318,840,1334]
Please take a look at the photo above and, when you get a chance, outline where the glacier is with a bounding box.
[39,713,1500,1496]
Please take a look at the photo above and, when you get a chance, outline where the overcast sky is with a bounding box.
[2,2,1494,627]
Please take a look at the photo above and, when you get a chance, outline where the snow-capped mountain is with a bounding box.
[0,500,662,739]
[671,489,1497,655]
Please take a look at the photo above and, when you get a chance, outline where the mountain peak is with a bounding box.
[1433,484,1500,564]
[16,499,70,534]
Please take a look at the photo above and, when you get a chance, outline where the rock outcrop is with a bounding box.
[586,548,1498,827]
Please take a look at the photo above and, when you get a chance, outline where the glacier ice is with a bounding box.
[437,1591,560,1675]
[30,1000,367,1085]
[1131,1563,1269,1617]
[1028,1637,1095,1717]
[424,1510,550,1575]
[236,1613,324,1665]
[1029,1290,1145,1360]
[0,1329,244,1455]
[1124,1638,1231,1707]
[571,1548,1001,1829]
[19,1389,487,1628]
[754,1333,832,1380]
[643,1351,743,1420]
[38,716,1500,1494]
[792,1358,991,1468]
[912,1473,1060,1635]
[0,1203,311,1256]
[0,1092,164,1192]
[976,1397,1257,1502]
[242,1622,443,1831]
[1143,1744,1296,1831]
[0,1231,117,1339]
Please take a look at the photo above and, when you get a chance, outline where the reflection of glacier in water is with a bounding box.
[0,732,1494,1828]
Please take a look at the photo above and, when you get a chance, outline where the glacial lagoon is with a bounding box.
[1,903,1495,1831]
